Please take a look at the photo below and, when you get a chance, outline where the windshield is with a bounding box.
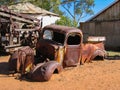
[43,30,65,44]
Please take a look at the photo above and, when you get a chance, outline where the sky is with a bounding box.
[80,0,115,22]
[81,0,115,22]
[61,0,115,22]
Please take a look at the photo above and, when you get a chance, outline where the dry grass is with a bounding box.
[107,51,120,56]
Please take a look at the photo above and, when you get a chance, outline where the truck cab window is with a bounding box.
[43,30,53,40]
[52,32,65,44]
[67,34,81,45]
[43,30,65,45]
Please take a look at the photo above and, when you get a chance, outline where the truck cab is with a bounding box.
[36,25,83,67]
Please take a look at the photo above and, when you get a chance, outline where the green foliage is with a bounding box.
[55,16,77,27]
[30,0,63,15]
[0,0,18,5]
[28,0,51,11]
[107,51,120,56]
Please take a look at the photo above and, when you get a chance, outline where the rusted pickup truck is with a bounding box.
[36,25,106,67]
[9,25,106,82]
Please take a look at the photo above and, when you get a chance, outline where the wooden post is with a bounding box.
[9,14,13,45]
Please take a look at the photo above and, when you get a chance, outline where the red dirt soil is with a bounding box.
[0,56,120,90]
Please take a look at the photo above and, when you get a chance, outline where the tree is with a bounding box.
[60,0,95,26]
[0,0,18,5]
[27,0,63,15]
[55,15,77,27]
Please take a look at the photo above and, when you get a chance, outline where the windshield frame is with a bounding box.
[42,29,66,45]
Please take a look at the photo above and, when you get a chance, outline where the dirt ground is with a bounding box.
[0,56,120,90]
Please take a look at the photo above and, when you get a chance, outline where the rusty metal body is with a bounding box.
[8,25,106,82]
[81,42,106,64]
[8,46,62,82]
[8,46,34,76]
[36,25,83,67]
[36,25,106,67]
[28,61,63,81]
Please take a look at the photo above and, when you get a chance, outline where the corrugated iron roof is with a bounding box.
[8,2,59,16]
[86,0,119,22]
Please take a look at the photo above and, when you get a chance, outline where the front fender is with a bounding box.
[91,49,107,60]
[29,61,63,82]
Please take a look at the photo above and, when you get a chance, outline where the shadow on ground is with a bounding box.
[106,55,120,60]
[0,62,9,75]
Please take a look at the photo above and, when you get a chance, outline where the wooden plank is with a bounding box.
[15,28,37,31]
[87,36,106,42]
[5,44,21,48]
[0,11,34,23]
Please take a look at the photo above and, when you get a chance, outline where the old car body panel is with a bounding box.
[56,45,65,64]
[63,32,83,67]
[36,25,83,67]
[28,61,63,82]
[36,25,106,67]
[63,45,81,67]
[81,42,106,64]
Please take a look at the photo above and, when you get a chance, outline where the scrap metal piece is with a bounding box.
[28,61,63,82]
[8,46,34,76]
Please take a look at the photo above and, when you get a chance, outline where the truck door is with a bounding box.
[64,33,82,67]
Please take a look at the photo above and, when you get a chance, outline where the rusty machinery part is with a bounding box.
[8,46,34,77]
[0,6,40,53]
[27,61,63,82]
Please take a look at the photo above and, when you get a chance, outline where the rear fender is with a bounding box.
[91,49,107,60]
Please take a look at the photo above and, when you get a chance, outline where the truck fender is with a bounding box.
[28,61,63,82]
[91,49,107,60]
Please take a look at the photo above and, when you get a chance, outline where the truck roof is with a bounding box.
[43,25,83,35]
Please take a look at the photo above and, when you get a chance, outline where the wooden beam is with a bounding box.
[15,28,37,31]
[0,11,34,23]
